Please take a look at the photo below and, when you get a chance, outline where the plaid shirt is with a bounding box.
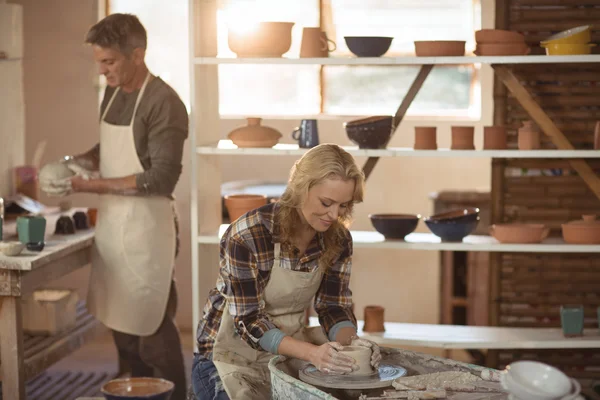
[195,202,356,358]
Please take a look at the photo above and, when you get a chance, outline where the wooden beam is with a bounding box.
[0,297,25,400]
[21,248,90,296]
[493,65,600,201]
[362,64,434,180]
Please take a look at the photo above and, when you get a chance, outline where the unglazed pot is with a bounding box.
[228,118,282,148]
[483,126,507,150]
[363,305,385,332]
[414,127,437,150]
[228,22,294,58]
[339,346,373,376]
[518,120,541,150]
[451,126,475,150]
[224,194,268,222]
[562,214,600,244]
[490,223,549,244]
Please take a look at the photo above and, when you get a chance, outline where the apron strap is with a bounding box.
[100,86,120,122]
[273,243,281,265]
[130,72,152,127]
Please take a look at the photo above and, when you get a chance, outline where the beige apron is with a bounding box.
[212,243,328,400]
[87,73,176,336]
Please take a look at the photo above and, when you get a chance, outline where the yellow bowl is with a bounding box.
[542,43,596,55]
[541,25,591,45]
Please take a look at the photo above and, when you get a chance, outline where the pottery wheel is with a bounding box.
[299,364,407,390]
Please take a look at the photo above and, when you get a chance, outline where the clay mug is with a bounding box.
[363,305,385,332]
[17,215,46,245]
[560,305,584,337]
[451,126,475,150]
[300,27,336,57]
[518,120,541,150]
[483,126,507,150]
[292,119,320,148]
[414,127,437,150]
[339,345,373,376]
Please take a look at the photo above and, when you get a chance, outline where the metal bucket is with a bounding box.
[269,346,501,400]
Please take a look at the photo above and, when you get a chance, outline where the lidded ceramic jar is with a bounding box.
[518,120,541,150]
[562,214,600,244]
[227,118,282,148]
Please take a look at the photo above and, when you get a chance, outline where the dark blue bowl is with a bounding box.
[424,218,480,242]
[344,36,393,57]
[101,377,174,400]
[426,207,480,224]
[370,214,420,239]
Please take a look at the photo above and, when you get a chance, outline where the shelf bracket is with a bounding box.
[362,64,434,180]
[493,65,600,201]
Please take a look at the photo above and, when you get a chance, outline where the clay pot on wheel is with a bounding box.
[451,126,475,150]
[339,346,373,376]
[414,127,437,150]
[363,305,385,332]
[518,120,541,150]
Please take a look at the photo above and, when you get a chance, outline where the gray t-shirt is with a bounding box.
[91,76,188,196]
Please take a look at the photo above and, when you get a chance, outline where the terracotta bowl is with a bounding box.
[475,43,530,56]
[228,22,294,57]
[344,116,393,149]
[224,194,268,222]
[414,41,465,57]
[101,377,174,400]
[344,36,393,57]
[561,215,600,244]
[369,214,420,240]
[475,29,525,44]
[490,223,549,244]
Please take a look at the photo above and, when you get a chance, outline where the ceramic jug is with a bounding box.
[292,119,320,148]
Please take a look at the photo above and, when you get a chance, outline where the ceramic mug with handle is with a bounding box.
[300,27,336,57]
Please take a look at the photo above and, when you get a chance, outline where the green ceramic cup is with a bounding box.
[560,305,584,337]
[16,216,46,244]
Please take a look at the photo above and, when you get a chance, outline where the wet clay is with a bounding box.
[341,345,373,376]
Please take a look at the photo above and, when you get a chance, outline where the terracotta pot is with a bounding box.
[228,118,282,148]
[228,22,294,58]
[87,208,97,227]
[518,120,541,150]
[363,305,385,332]
[414,41,465,57]
[474,43,530,56]
[483,126,507,150]
[224,194,268,222]
[475,29,525,44]
[414,127,437,150]
[451,126,475,150]
[562,214,600,244]
[490,223,549,244]
[594,121,600,150]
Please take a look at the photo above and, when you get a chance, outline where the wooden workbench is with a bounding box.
[0,211,104,400]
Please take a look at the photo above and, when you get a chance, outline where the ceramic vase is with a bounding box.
[560,305,584,337]
[451,126,475,150]
[228,118,282,148]
[414,127,437,150]
[363,305,385,332]
[518,120,541,150]
[483,126,507,150]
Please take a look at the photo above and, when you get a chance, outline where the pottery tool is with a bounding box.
[299,363,407,390]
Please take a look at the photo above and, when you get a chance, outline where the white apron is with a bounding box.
[212,243,329,400]
[87,73,176,336]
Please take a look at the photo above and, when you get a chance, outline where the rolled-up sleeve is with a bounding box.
[314,234,357,339]
[135,92,188,196]
[220,236,279,350]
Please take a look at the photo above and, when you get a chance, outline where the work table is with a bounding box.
[0,211,103,400]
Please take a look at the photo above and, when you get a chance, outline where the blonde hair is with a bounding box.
[277,144,365,268]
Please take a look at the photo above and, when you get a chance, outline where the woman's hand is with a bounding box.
[308,342,357,374]
[351,338,382,369]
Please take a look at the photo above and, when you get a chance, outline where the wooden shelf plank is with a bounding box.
[194,55,600,65]
[198,225,600,253]
[197,141,600,158]
[308,317,600,349]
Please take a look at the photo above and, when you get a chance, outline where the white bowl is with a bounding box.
[502,361,579,400]
[0,241,25,256]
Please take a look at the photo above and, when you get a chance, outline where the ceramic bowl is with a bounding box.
[344,36,393,57]
[540,25,591,45]
[369,214,420,240]
[228,22,294,58]
[542,43,596,56]
[502,361,579,400]
[344,116,394,149]
[490,223,549,244]
[426,207,480,224]
[101,377,174,400]
[414,40,465,57]
[0,241,26,256]
[425,218,479,242]
[475,29,525,44]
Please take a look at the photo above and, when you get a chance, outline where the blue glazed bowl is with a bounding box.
[369,214,420,239]
[344,36,393,57]
[424,207,480,242]
[101,377,174,400]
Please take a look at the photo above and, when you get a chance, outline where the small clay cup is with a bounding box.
[339,345,373,376]
[560,305,584,337]
[363,305,385,332]
[72,211,89,230]
[87,208,98,227]
[451,126,475,150]
[55,216,76,235]
[483,126,507,150]
[518,120,541,150]
[414,127,437,150]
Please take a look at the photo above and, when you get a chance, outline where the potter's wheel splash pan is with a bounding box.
[299,364,407,390]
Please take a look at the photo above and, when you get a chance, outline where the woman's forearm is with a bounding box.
[277,336,318,363]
